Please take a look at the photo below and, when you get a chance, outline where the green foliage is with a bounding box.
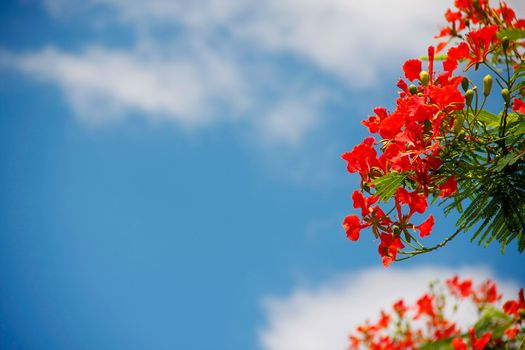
[497,28,525,41]
[442,105,525,253]
[371,172,407,202]
[418,307,515,350]
[420,339,454,350]
[473,306,515,339]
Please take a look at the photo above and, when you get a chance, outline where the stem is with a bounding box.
[395,225,465,261]
[499,103,509,152]
[518,335,525,350]
[483,62,506,82]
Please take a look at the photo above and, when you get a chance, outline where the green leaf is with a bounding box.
[497,28,525,41]
[419,339,454,350]
[473,305,514,338]
[514,62,525,80]
[492,150,525,172]
[371,172,407,202]
[473,110,500,129]
[505,113,525,139]
[460,161,525,252]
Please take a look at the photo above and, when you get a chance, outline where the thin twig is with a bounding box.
[396,224,466,261]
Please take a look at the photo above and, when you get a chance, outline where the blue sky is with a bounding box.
[0,1,524,349]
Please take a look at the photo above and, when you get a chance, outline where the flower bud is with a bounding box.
[501,88,510,104]
[420,71,430,86]
[502,36,509,52]
[409,84,418,95]
[454,114,464,134]
[483,74,493,97]
[465,89,474,106]
[461,77,469,92]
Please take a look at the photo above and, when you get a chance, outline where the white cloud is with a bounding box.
[42,0,455,85]
[31,0,452,142]
[2,44,250,125]
[256,90,328,146]
[235,0,452,85]
[259,266,519,350]
[11,0,524,145]
[1,43,329,144]
[7,0,455,141]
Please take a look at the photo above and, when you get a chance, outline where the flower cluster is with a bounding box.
[347,276,525,350]
[342,45,464,266]
[342,0,525,266]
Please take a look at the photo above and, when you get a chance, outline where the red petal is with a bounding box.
[343,215,362,241]
[439,176,458,198]
[417,215,435,238]
[512,98,525,114]
[451,338,468,350]
[402,59,422,81]
[382,256,393,268]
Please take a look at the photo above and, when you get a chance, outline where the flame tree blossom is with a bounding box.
[347,277,525,350]
[342,0,525,266]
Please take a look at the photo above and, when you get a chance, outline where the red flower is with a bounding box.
[439,176,458,198]
[436,26,451,40]
[452,337,468,350]
[503,288,525,317]
[379,112,405,140]
[415,294,435,318]
[504,327,519,339]
[428,85,465,112]
[341,137,380,181]
[380,143,411,172]
[472,329,492,350]
[378,233,405,267]
[436,41,448,54]
[403,59,422,81]
[343,215,363,241]
[445,8,463,25]
[362,107,388,134]
[377,311,390,329]
[512,98,525,114]
[443,42,469,73]
[427,46,435,82]
[395,187,428,215]
[464,26,498,70]
[349,275,523,350]
[451,328,492,350]
[392,299,407,316]
[454,0,489,22]
[497,3,516,25]
[417,215,435,238]
[447,276,473,298]
[348,335,360,349]
[352,190,378,217]
[454,0,470,9]
[473,280,501,304]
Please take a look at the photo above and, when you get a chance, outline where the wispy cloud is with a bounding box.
[3,44,250,125]
[43,0,455,85]
[11,1,525,144]
[259,266,519,350]
[256,90,329,146]
[4,0,463,145]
